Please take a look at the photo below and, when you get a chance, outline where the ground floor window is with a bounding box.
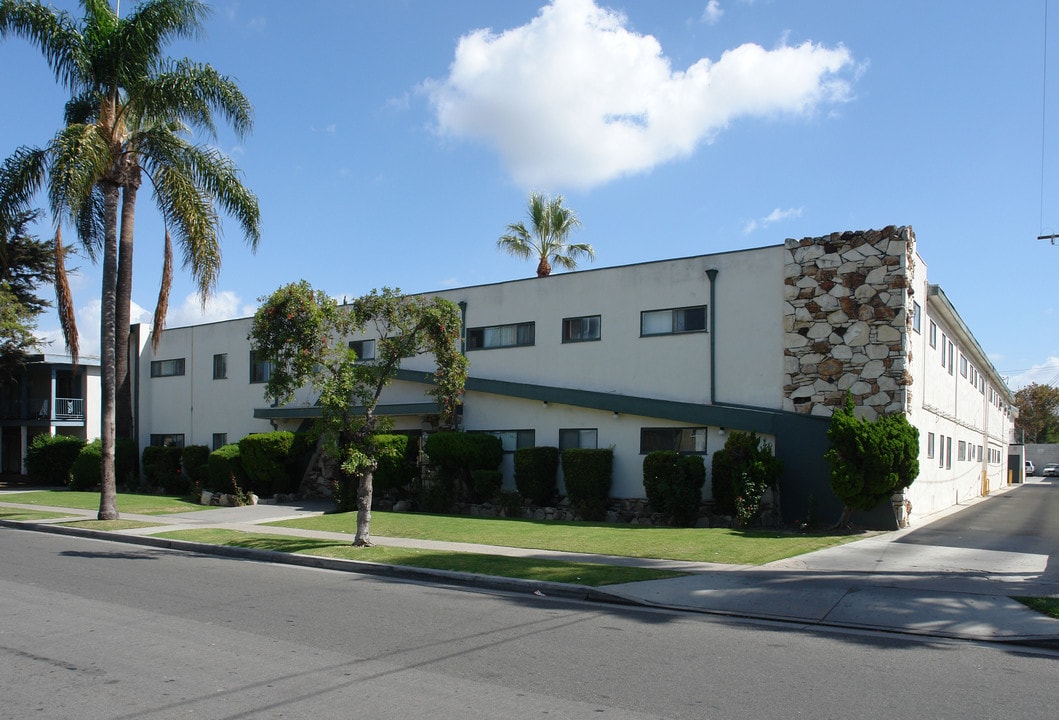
[639,427,707,454]
[212,433,228,450]
[479,429,535,452]
[150,434,185,448]
[559,428,598,450]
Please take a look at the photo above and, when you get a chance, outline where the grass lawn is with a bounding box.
[269,511,868,566]
[0,507,74,521]
[1014,596,1059,620]
[0,490,208,515]
[155,528,685,586]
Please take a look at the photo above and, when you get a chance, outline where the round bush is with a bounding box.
[514,446,559,506]
[25,434,84,486]
[561,448,613,520]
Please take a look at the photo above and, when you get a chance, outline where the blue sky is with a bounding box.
[2,0,1058,390]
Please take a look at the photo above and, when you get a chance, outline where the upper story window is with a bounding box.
[947,340,955,376]
[912,301,922,333]
[641,306,706,336]
[562,315,601,343]
[150,358,185,378]
[959,354,968,378]
[349,339,376,361]
[559,428,598,450]
[929,320,937,348]
[467,322,535,350]
[249,350,272,384]
[213,353,227,380]
[940,333,947,367]
[639,427,707,454]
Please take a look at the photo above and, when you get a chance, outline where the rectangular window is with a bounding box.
[212,433,228,450]
[640,306,707,336]
[938,435,945,467]
[249,350,272,384]
[947,341,955,376]
[639,427,707,454]
[559,428,598,450]
[561,315,601,343]
[958,440,966,462]
[959,354,968,378]
[348,339,376,361]
[912,301,922,333]
[212,353,227,380]
[466,322,535,350]
[927,432,935,459]
[946,436,952,469]
[150,433,185,448]
[481,429,535,452]
[929,321,937,348]
[150,358,185,378]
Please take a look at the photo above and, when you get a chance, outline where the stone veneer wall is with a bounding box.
[783,226,916,420]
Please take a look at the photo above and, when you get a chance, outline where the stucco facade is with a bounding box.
[132,227,1015,525]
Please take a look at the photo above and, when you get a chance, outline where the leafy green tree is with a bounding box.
[250,282,469,546]
[1014,382,1059,444]
[825,394,919,527]
[0,208,54,380]
[497,192,594,277]
[0,0,260,519]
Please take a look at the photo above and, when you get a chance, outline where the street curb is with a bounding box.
[0,519,639,607]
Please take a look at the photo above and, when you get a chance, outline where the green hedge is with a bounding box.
[239,431,296,497]
[206,444,246,494]
[424,432,503,504]
[711,431,783,525]
[514,446,559,506]
[373,434,417,494]
[25,434,84,486]
[142,445,188,494]
[70,439,137,491]
[181,445,211,489]
[561,448,613,520]
[643,451,706,526]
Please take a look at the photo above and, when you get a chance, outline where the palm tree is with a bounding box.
[0,0,260,519]
[497,192,593,277]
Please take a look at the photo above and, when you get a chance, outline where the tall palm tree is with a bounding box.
[497,192,593,277]
[0,0,260,519]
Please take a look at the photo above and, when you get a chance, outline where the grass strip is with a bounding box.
[1014,596,1059,620]
[0,508,74,521]
[0,490,208,515]
[57,519,164,531]
[156,528,685,587]
[269,510,865,565]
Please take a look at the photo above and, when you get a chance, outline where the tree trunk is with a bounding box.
[353,467,375,547]
[114,172,140,443]
[98,181,120,521]
[535,255,551,277]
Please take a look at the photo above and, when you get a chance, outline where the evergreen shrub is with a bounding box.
[142,445,187,494]
[239,431,296,497]
[561,448,613,520]
[643,450,706,526]
[70,439,137,491]
[181,445,211,489]
[514,446,559,506]
[207,443,246,494]
[25,434,84,486]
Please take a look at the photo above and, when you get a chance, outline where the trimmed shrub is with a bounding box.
[373,434,417,494]
[25,434,84,486]
[142,445,187,494]
[239,431,296,497]
[561,448,613,520]
[471,469,503,503]
[70,439,137,491]
[424,431,503,500]
[206,443,246,494]
[643,451,706,526]
[182,445,211,489]
[514,446,559,506]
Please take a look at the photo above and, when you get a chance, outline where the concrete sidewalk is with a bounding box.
[3,487,1058,647]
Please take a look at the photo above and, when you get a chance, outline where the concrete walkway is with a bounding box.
[3,482,1058,647]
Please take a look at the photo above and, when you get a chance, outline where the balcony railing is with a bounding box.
[0,396,85,422]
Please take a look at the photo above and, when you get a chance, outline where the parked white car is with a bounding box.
[1025,461,1035,476]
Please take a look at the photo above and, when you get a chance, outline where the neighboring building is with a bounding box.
[133,226,1016,527]
[0,354,101,474]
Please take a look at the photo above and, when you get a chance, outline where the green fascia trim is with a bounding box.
[394,369,784,434]
[254,401,439,420]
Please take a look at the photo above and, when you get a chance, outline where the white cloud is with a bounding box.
[701,1,724,25]
[165,290,256,328]
[743,206,803,234]
[424,0,854,190]
[1004,357,1059,391]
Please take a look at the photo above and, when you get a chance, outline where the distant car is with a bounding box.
[1026,461,1035,476]
[1042,464,1059,478]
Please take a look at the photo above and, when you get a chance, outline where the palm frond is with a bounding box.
[47,122,111,224]
[52,224,78,361]
[0,0,89,91]
[150,227,173,351]
[0,146,50,226]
